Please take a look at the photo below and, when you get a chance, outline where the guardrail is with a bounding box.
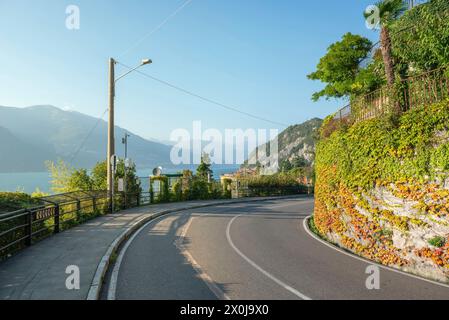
[0,190,159,260]
[331,66,449,126]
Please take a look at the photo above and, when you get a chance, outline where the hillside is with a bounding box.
[0,105,172,173]
[243,118,323,169]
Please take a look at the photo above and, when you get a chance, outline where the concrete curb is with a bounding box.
[86,195,305,300]
[302,215,449,289]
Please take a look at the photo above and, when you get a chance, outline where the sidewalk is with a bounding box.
[0,196,302,300]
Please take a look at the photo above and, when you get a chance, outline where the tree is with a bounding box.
[46,159,141,194]
[291,156,307,168]
[280,159,293,172]
[68,169,93,191]
[46,159,74,193]
[196,153,213,181]
[308,33,373,101]
[365,0,407,85]
[115,159,141,194]
[352,53,386,95]
[91,161,107,190]
[390,0,449,72]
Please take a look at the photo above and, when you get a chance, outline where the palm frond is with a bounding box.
[376,0,408,23]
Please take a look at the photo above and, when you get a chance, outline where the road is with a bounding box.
[107,197,449,300]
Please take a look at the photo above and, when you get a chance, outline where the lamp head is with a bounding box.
[141,59,152,66]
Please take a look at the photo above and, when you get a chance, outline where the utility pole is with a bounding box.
[106,57,151,212]
[122,132,131,207]
[107,58,116,211]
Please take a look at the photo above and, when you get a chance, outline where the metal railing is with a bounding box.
[331,66,449,125]
[0,191,156,260]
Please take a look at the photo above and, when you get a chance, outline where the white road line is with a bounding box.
[302,216,449,290]
[108,211,230,300]
[107,214,171,300]
[226,214,312,300]
[175,217,231,301]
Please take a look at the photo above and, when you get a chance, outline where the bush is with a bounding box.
[428,236,446,248]
[0,192,41,213]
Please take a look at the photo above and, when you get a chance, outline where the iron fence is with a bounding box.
[331,66,449,125]
[0,191,157,260]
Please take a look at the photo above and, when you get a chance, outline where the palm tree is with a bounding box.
[366,0,407,85]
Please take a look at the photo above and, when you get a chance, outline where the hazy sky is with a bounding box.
[0,0,378,141]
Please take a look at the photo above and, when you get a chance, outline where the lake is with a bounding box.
[0,165,240,194]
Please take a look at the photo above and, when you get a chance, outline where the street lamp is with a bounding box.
[107,58,151,212]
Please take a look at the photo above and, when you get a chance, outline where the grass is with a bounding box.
[307,215,328,241]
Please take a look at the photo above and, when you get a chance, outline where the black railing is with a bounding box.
[329,66,449,128]
[0,191,155,260]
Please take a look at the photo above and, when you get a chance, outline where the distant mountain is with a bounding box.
[0,105,172,173]
[243,118,323,169]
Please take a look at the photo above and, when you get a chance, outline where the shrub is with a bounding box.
[428,236,446,248]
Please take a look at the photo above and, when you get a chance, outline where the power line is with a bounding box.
[68,108,108,165]
[116,61,289,127]
[118,0,194,59]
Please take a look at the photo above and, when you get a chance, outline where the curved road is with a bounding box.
[107,197,449,300]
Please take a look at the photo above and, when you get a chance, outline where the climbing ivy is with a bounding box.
[316,99,449,190]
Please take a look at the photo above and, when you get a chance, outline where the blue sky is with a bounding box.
[0,0,379,141]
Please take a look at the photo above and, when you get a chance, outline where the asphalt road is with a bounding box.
[109,197,449,300]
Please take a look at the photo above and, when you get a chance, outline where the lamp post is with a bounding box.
[122,132,131,207]
[107,58,152,212]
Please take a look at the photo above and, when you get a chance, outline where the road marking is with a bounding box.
[108,211,230,300]
[226,214,312,300]
[107,213,177,300]
[175,217,231,301]
[302,216,449,290]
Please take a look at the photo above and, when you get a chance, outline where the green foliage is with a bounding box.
[91,161,107,190]
[114,159,141,194]
[68,169,93,191]
[308,33,373,101]
[47,159,140,194]
[240,171,304,189]
[0,192,41,213]
[196,153,213,181]
[391,0,449,71]
[316,99,449,190]
[365,0,407,26]
[428,236,446,248]
[46,159,73,193]
[308,216,328,241]
[31,188,49,198]
[352,57,386,95]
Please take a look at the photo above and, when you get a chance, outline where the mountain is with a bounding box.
[243,118,323,169]
[0,105,172,173]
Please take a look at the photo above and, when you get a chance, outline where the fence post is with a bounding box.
[25,210,32,246]
[92,197,97,213]
[54,205,60,234]
[76,200,81,222]
[137,193,141,207]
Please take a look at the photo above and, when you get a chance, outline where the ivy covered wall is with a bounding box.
[314,99,449,282]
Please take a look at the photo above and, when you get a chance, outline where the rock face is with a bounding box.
[314,100,449,283]
[317,179,449,283]
[243,118,322,169]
